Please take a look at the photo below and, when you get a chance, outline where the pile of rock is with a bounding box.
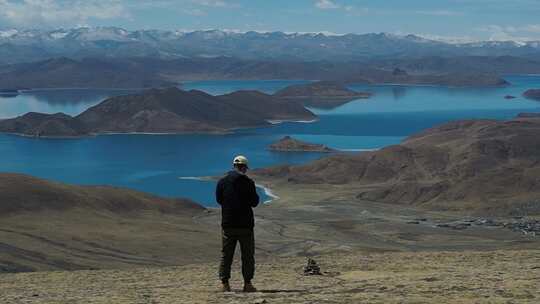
[303,258,322,276]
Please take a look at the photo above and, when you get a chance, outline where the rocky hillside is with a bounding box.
[269,136,335,152]
[256,115,540,215]
[0,87,316,137]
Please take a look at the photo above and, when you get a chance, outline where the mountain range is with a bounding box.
[1,27,540,64]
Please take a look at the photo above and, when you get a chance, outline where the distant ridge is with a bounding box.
[0,57,512,88]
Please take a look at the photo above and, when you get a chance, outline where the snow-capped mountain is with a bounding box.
[0,27,539,64]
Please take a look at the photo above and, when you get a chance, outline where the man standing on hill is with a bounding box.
[216,155,260,292]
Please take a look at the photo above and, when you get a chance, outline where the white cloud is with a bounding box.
[315,0,340,9]
[192,0,228,7]
[0,0,129,28]
[182,8,207,16]
[414,10,464,16]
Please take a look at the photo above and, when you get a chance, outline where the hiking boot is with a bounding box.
[221,281,231,292]
[243,281,257,293]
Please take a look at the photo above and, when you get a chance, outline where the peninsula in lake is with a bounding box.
[274,81,371,108]
[523,89,540,100]
[0,87,316,137]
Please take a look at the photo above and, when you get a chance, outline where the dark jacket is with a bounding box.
[216,170,260,229]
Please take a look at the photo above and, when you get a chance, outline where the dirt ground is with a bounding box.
[1,250,539,304]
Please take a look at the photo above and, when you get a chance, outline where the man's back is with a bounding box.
[216,170,260,229]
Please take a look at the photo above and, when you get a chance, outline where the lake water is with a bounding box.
[1,76,539,206]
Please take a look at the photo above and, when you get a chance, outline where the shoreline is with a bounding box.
[178,176,280,204]
[255,183,281,204]
[267,119,318,125]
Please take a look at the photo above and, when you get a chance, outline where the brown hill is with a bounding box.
[0,173,203,216]
[255,115,540,215]
[523,89,540,100]
[269,136,336,152]
[0,87,316,137]
[0,173,215,273]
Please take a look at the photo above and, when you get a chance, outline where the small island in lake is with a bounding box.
[504,95,516,99]
[268,136,336,152]
[523,89,540,100]
[274,81,371,108]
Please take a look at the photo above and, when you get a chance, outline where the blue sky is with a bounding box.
[0,0,539,41]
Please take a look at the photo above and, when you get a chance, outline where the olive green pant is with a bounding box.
[219,228,255,282]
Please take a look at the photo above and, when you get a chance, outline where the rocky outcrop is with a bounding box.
[523,89,540,100]
[269,136,336,153]
[256,115,540,215]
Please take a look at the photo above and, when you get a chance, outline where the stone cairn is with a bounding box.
[303,258,322,276]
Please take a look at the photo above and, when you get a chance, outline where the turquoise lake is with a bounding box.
[1,76,539,206]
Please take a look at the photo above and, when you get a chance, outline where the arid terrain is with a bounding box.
[1,250,539,304]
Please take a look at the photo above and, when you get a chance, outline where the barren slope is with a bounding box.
[255,115,540,215]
